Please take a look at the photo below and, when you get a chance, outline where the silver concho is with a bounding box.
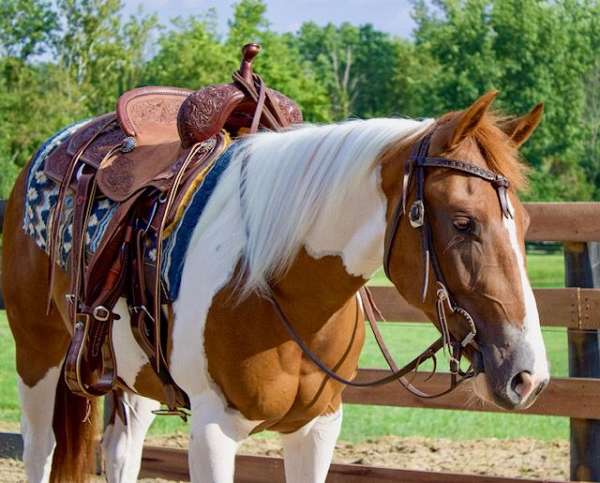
[409,200,425,228]
[121,136,137,153]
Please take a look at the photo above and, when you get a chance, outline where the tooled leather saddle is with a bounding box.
[44,43,302,415]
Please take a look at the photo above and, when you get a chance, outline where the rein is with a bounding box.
[261,128,513,397]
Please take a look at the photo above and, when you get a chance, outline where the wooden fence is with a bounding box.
[1,202,599,482]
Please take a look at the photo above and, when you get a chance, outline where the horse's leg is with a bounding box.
[102,390,160,483]
[188,391,256,483]
[17,363,63,482]
[280,407,343,483]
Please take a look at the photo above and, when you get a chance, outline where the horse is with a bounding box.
[2,90,549,483]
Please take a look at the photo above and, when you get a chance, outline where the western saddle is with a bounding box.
[43,43,302,415]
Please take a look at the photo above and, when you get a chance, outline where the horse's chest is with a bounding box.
[204,291,364,430]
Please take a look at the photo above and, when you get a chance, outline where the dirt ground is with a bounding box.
[0,432,569,482]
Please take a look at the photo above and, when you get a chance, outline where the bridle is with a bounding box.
[262,126,513,398]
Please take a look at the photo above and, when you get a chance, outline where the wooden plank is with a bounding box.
[525,203,600,242]
[565,242,600,481]
[368,286,600,329]
[140,446,563,482]
[343,370,600,419]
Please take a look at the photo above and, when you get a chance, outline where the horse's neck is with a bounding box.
[273,165,388,332]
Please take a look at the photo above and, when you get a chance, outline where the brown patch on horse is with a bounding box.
[134,363,171,402]
[2,167,98,482]
[204,248,365,433]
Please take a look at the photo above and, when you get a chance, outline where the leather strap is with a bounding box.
[47,117,117,313]
[266,289,444,388]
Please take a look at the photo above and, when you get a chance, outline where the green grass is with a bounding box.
[0,252,568,441]
[369,252,565,289]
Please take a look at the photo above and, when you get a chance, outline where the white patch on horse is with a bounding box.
[281,407,343,483]
[188,391,259,483]
[112,298,150,389]
[18,366,62,483]
[304,162,387,278]
[102,391,159,482]
[168,161,263,478]
[503,197,549,381]
[169,161,262,436]
[237,118,433,294]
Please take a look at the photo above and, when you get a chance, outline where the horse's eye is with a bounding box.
[453,216,474,232]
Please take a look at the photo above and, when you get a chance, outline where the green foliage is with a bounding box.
[0,0,598,200]
[412,0,600,200]
[0,0,57,59]
[143,16,235,88]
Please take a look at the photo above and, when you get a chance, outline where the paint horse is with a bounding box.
[3,90,549,483]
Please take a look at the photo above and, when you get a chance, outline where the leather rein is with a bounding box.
[263,129,514,398]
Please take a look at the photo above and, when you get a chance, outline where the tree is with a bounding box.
[145,0,331,121]
[55,0,159,113]
[0,0,57,60]
[412,0,600,200]
[143,14,235,89]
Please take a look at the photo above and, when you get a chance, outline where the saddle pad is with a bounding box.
[23,124,237,300]
[23,121,118,269]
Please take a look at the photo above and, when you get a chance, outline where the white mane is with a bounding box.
[232,117,433,296]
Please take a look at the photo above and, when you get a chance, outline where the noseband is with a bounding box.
[265,129,513,398]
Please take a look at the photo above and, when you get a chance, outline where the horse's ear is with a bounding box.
[500,103,544,147]
[450,90,498,147]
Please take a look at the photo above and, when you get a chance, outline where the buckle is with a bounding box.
[92,305,111,322]
[449,356,460,374]
[409,200,425,228]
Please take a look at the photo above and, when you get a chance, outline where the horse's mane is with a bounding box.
[469,111,529,191]
[232,111,527,297]
[234,118,433,296]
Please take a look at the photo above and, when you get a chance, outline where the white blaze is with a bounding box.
[503,199,549,380]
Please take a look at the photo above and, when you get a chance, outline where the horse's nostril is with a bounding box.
[510,371,534,400]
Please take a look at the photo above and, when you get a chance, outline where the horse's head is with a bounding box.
[381,91,548,410]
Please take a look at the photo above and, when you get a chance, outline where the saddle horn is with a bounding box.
[239,43,261,83]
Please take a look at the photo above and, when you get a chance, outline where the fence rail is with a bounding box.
[139,445,564,483]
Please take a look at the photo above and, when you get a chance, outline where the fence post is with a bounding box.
[565,241,600,481]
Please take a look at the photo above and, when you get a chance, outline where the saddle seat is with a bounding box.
[45,77,301,202]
